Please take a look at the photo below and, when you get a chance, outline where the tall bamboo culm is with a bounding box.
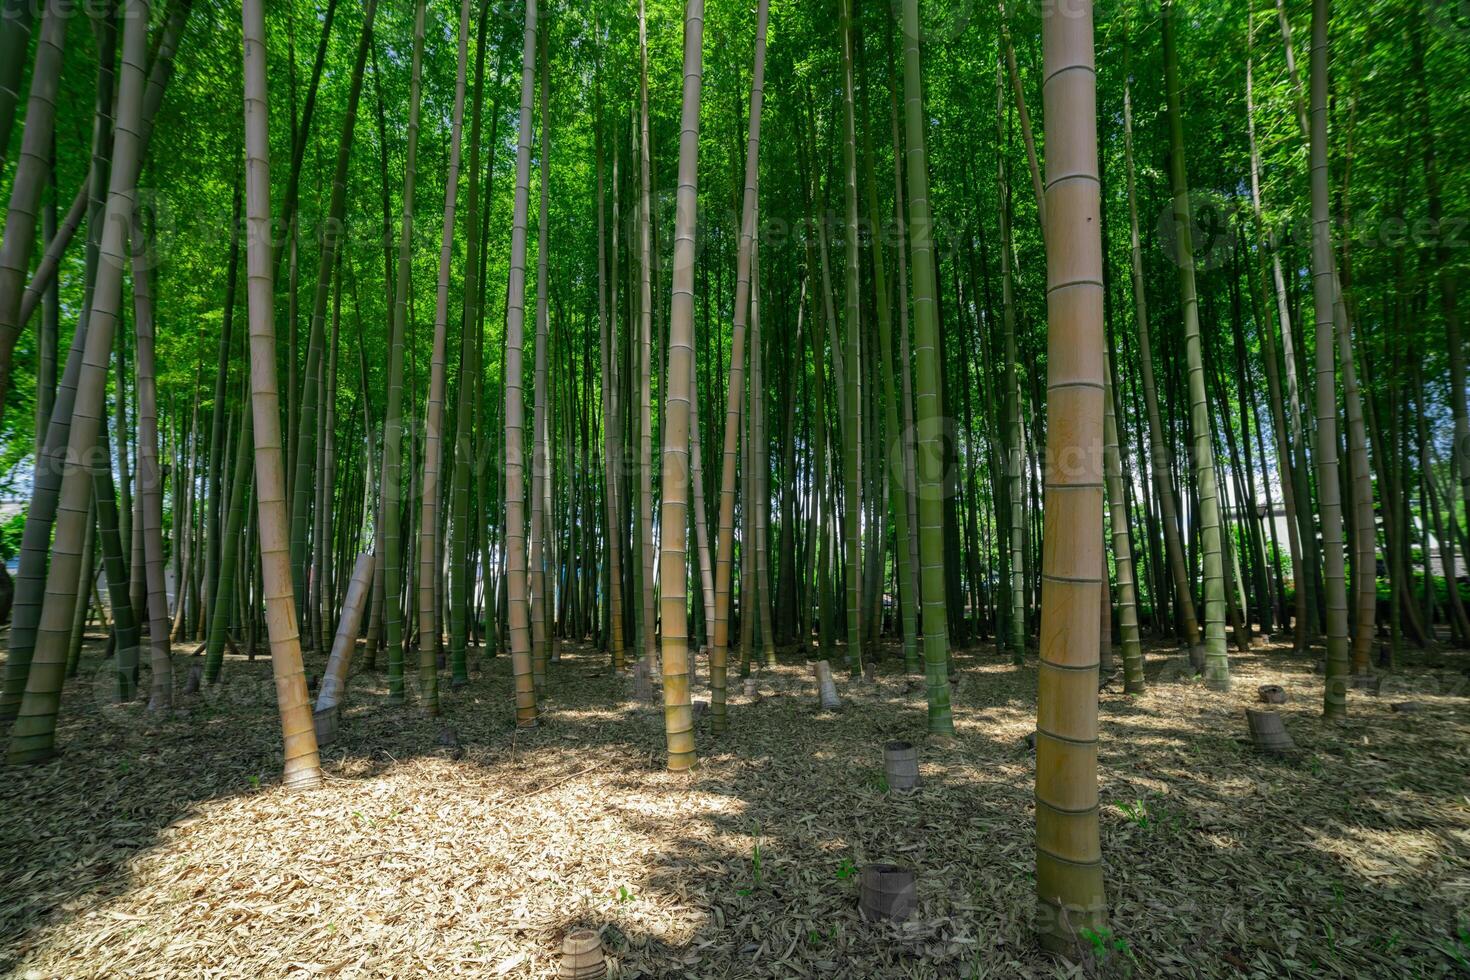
[1308,0,1350,717]
[710,0,768,734]
[504,0,541,728]
[898,0,953,736]
[655,0,705,772]
[1162,0,1229,690]
[239,0,322,789]
[1034,0,1107,953]
[5,0,144,762]
[416,0,471,717]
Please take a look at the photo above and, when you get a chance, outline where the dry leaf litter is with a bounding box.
[2,632,1469,978]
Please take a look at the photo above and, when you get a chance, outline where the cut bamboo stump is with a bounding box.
[1257,685,1287,705]
[814,660,841,710]
[742,677,759,699]
[858,864,916,922]
[558,928,606,979]
[1246,709,1296,755]
[313,704,340,747]
[883,740,920,793]
[862,661,876,684]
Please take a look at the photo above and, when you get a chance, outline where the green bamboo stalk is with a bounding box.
[898,0,953,735]
[839,0,863,676]
[380,0,428,705]
[504,0,541,728]
[1162,1,1228,688]
[416,0,471,718]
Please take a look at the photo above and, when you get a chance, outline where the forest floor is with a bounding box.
[2,630,1470,978]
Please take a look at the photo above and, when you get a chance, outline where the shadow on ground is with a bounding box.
[2,628,1469,978]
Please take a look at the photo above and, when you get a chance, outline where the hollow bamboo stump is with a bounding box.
[1246,709,1296,755]
[1257,684,1287,705]
[883,740,920,793]
[814,660,841,710]
[742,677,758,699]
[859,864,916,922]
[558,928,606,979]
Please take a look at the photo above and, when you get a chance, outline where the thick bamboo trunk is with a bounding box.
[5,0,152,762]
[238,0,322,789]
[1034,0,1107,952]
[654,0,704,771]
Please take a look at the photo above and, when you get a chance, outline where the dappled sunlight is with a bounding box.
[4,634,1469,977]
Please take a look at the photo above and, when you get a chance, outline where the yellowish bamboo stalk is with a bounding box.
[503,0,541,728]
[655,0,705,772]
[1034,0,1107,952]
[241,0,322,789]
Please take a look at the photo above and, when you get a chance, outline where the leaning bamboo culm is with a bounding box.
[238,0,322,790]
[317,552,375,715]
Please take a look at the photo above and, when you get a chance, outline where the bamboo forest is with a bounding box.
[1,0,1468,974]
